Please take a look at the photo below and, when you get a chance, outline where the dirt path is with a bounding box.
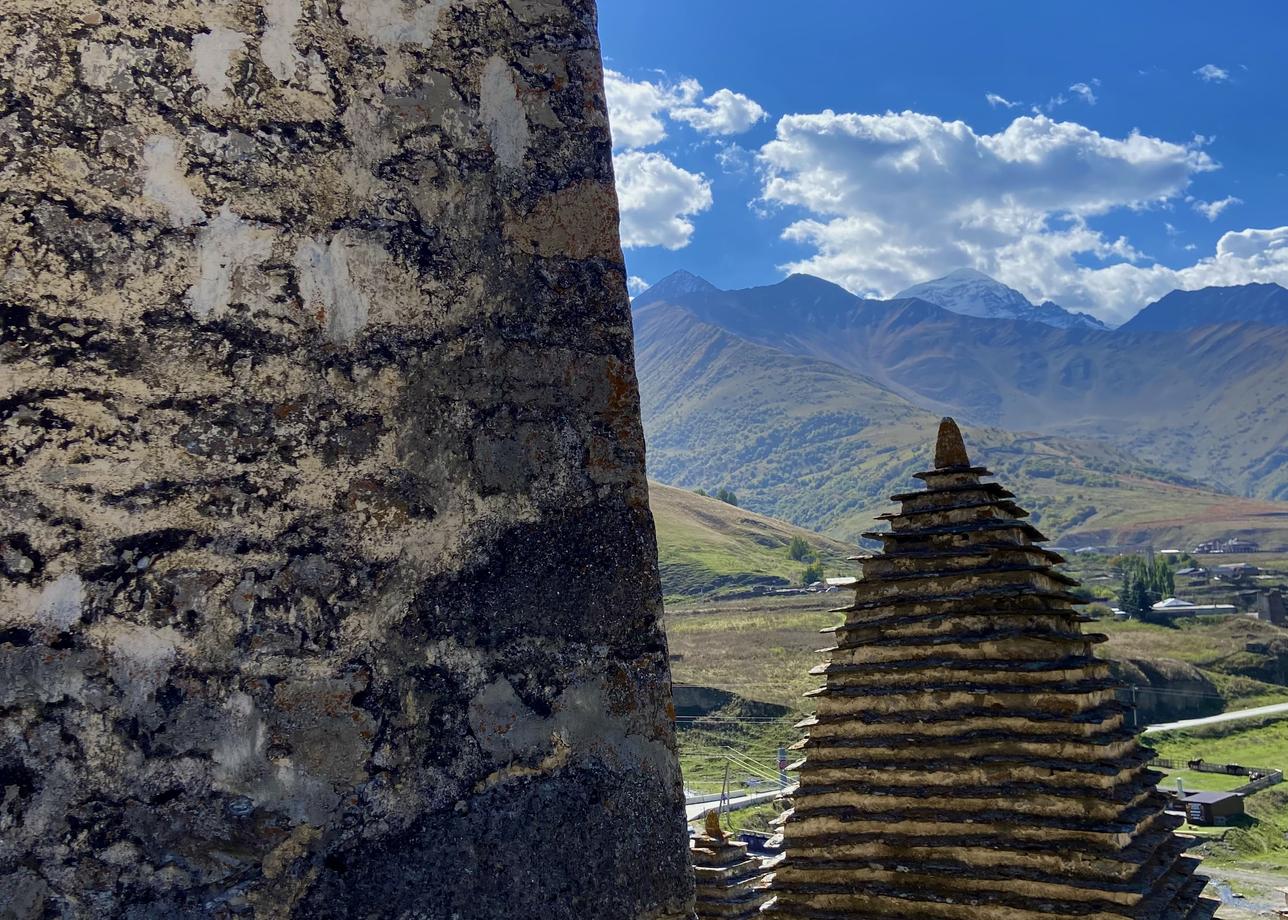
[1205,864,1288,917]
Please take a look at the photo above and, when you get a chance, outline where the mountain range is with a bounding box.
[633,270,1288,547]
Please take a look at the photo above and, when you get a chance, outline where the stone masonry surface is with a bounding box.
[0,0,693,917]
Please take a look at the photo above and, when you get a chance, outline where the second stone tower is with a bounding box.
[766,418,1216,920]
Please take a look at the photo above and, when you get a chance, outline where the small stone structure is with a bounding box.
[0,1,691,917]
[691,811,774,919]
[766,419,1217,919]
[1259,589,1287,626]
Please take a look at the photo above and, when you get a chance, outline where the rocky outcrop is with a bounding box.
[672,685,792,721]
[765,419,1217,919]
[0,1,691,917]
[1109,658,1222,725]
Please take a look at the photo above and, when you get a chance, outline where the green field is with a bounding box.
[1150,716,1288,773]
[1099,617,1288,675]
[666,595,841,712]
[677,717,800,795]
[1154,768,1250,794]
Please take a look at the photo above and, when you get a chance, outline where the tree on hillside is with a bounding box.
[715,487,738,506]
[801,562,825,586]
[787,535,816,562]
[693,488,708,497]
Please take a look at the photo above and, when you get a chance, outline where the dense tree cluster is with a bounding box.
[1115,554,1175,621]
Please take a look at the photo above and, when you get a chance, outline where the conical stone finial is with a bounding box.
[704,809,724,840]
[934,417,971,469]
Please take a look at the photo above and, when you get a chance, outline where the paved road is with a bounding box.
[685,790,781,822]
[1144,701,1288,734]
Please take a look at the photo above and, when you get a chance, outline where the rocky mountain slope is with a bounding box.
[1119,282,1288,333]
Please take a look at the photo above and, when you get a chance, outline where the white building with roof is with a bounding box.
[1150,597,1239,618]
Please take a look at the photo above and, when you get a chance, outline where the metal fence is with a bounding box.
[1234,770,1284,796]
[1148,757,1284,796]
[1148,757,1277,776]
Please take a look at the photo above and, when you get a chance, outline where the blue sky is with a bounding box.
[598,1,1288,323]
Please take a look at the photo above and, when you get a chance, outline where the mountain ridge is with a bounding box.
[1119,282,1288,333]
[634,271,1288,501]
[632,269,720,309]
[633,299,1288,547]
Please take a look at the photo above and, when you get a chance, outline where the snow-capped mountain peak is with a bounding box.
[632,270,720,308]
[896,269,1107,331]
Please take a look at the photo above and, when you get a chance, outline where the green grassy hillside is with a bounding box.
[1149,716,1288,871]
[649,480,857,600]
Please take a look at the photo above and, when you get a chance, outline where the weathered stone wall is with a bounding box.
[0,1,692,917]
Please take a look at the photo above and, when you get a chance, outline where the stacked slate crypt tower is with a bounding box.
[691,811,775,919]
[766,419,1217,920]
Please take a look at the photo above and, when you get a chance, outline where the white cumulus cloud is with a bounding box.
[604,71,765,250]
[604,69,766,150]
[1191,195,1243,221]
[672,88,768,136]
[603,70,688,150]
[1195,64,1230,83]
[756,109,1260,322]
[615,151,713,250]
[1051,226,1288,316]
[1069,81,1098,105]
[628,275,651,295]
[986,93,1020,109]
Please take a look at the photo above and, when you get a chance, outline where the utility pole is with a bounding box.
[720,760,732,828]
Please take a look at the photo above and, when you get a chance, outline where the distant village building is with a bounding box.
[1215,562,1261,579]
[1150,597,1239,618]
[1258,590,1287,626]
[1194,537,1260,554]
[765,419,1216,919]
